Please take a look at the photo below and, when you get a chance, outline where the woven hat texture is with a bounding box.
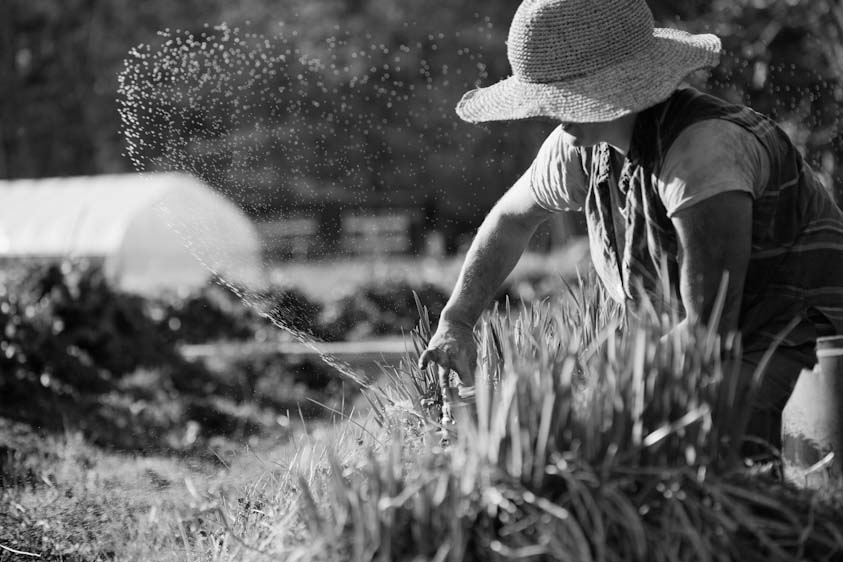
[456,0,721,123]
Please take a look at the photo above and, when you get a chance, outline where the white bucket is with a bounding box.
[781,336,843,494]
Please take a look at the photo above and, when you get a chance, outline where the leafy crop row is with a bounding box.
[282,281,843,561]
[2,260,447,450]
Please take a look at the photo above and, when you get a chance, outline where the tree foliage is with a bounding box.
[2,0,841,229]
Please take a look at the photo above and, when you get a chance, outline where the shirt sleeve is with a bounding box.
[658,119,769,217]
[528,125,590,212]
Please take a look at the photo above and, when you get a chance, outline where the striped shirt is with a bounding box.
[529,87,843,351]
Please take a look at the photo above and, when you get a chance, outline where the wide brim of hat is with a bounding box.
[456,29,721,123]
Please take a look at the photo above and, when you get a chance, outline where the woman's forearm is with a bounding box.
[441,207,545,327]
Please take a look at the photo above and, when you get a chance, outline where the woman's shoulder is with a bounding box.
[657,119,769,216]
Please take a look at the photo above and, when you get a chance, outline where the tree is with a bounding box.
[3,0,841,217]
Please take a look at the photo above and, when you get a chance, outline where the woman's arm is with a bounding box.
[671,190,753,337]
[419,171,553,386]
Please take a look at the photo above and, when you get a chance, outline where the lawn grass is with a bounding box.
[0,414,381,561]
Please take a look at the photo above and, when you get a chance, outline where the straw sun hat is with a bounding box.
[456,0,722,123]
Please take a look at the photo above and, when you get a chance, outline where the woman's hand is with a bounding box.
[418,318,477,390]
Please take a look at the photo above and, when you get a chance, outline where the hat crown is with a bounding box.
[507,0,655,83]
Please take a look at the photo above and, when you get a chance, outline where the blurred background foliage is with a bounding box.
[0,259,450,449]
[2,0,841,232]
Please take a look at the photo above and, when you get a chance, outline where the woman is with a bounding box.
[420,0,843,448]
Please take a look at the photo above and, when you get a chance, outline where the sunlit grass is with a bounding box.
[288,278,843,561]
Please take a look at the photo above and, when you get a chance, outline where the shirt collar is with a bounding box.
[627,92,677,167]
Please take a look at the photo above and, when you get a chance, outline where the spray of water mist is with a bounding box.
[154,202,372,388]
[116,21,495,389]
[117,17,843,392]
